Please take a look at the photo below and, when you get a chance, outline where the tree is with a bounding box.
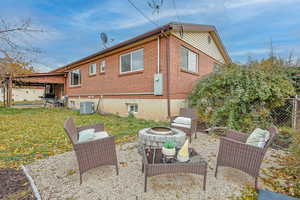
[188,61,295,131]
[0,18,44,77]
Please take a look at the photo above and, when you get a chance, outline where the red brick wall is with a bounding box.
[65,35,221,100]
[66,38,168,99]
[169,35,220,99]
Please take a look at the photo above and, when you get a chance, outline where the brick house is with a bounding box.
[46,22,230,121]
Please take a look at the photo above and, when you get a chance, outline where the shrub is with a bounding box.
[188,63,295,131]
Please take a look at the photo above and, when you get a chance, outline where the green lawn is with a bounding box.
[0,107,167,168]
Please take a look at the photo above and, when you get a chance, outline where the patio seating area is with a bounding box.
[25,132,283,200]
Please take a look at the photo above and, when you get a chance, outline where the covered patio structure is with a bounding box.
[2,72,66,107]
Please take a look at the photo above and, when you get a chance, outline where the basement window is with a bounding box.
[70,69,81,86]
[127,103,138,114]
[70,100,76,109]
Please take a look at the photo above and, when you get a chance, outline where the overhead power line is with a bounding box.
[172,0,180,23]
[127,0,159,27]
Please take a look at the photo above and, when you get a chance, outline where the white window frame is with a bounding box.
[69,69,81,86]
[89,63,97,75]
[100,60,106,73]
[127,103,138,114]
[120,48,144,74]
[180,46,199,73]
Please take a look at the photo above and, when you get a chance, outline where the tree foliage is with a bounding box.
[0,18,43,77]
[188,60,295,131]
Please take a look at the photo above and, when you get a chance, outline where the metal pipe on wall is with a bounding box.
[166,34,171,118]
[157,37,160,73]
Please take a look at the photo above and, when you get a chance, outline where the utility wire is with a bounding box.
[127,0,159,27]
[172,0,180,23]
[172,0,184,37]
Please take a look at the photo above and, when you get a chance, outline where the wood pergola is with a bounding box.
[2,72,66,107]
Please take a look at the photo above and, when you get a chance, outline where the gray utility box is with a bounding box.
[80,102,94,114]
[154,73,163,95]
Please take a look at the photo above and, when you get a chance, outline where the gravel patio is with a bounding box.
[26,133,282,200]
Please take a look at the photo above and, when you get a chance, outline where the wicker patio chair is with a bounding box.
[64,118,119,184]
[170,108,198,143]
[215,126,278,190]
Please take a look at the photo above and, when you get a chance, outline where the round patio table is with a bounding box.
[138,127,186,155]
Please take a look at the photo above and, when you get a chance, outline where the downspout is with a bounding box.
[166,33,171,119]
[157,37,160,73]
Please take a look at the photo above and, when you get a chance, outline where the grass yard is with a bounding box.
[0,107,167,168]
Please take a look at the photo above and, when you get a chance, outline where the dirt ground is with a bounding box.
[0,168,34,200]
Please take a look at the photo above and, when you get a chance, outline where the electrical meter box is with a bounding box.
[154,73,163,95]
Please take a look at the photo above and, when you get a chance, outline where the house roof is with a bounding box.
[13,72,66,78]
[10,72,66,86]
[51,22,231,73]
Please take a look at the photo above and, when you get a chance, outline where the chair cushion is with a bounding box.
[246,128,270,148]
[93,131,109,140]
[78,129,95,143]
[173,117,192,125]
[78,129,109,143]
[171,123,191,129]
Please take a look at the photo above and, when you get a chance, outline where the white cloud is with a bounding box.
[224,0,297,9]
[67,0,216,31]
[66,0,299,32]
[230,48,271,56]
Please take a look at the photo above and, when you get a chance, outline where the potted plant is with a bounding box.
[162,140,176,157]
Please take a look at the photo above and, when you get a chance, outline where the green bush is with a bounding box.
[188,63,295,131]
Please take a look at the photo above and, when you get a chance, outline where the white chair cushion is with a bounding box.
[78,129,109,143]
[173,117,191,125]
[93,131,109,140]
[246,128,270,148]
[171,123,191,129]
[78,129,95,143]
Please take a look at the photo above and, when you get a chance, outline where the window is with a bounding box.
[180,47,198,73]
[70,69,81,86]
[89,63,96,75]
[127,104,138,113]
[100,60,106,73]
[213,63,221,72]
[70,100,75,108]
[120,49,144,73]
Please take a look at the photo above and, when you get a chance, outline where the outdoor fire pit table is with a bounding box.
[142,148,207,192]
[138,127,186,154]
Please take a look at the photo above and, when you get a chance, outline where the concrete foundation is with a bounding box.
[67,98,187,121]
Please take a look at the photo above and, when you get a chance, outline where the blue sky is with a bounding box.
[1,0,300,72]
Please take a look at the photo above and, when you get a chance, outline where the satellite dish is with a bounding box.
[100,32,108,48]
